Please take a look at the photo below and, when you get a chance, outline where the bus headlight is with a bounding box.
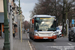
[35,34,38,36]
[55,31,59,35]
[34,32,38,36]
[52,33,56,36]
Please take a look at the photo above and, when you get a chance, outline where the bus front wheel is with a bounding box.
[51,39,54,42]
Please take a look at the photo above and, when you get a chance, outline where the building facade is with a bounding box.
[0,0,4,37]
[0,0,25,37]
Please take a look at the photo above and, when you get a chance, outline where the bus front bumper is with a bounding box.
[34,35,57,39]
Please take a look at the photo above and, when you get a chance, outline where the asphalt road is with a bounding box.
[29,37,75,50]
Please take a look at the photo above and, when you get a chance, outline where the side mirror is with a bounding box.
[32,19,34,24]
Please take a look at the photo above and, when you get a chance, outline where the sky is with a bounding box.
[15,0,38,21]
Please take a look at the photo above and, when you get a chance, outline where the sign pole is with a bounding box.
[72,19,74,27]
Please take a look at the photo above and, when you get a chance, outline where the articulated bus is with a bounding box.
[29,15,57,41]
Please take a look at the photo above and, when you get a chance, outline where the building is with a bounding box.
[11,2,25,33]
[0,0,25,37]
[0,0,14,37]
[0,0,4,37]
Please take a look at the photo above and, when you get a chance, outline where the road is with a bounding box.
[29,37,75,50]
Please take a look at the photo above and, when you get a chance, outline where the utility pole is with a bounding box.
[55,0,58,26]
[19,0,21,39]
[65,0,68,37]
[19,0,22,42]
[55,0,57,17]
[15,0,21,39]
[3,0,10,50]
[62,0,65,37]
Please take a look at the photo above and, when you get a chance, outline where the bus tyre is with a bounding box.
[51,39,54,42]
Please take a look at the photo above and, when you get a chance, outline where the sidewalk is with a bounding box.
[0,37,4,50]
[0,33,31,50]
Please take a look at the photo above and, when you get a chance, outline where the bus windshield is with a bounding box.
[34,17,56,31]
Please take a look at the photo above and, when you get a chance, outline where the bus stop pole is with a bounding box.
[9,0,13,50]
[20,14,22,42]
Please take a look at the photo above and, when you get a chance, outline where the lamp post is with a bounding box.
[15,0,21,39]
[3,0,10,50]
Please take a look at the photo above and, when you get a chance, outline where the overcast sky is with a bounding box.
[15,0,38,21]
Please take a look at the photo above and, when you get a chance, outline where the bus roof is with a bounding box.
[33,15,55,18]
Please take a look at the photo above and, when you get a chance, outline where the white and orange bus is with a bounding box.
[29,15,57,41]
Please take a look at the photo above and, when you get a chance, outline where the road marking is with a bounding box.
[47,46,75,50]
[53,43,56,45]
[26,33,33,50]
[28,41,33,50]
[68,43,73,46]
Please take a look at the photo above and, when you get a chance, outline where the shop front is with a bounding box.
[0,12,4,37]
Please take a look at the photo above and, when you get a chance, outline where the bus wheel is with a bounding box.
[33,39,37,41]
[51,39,54,42]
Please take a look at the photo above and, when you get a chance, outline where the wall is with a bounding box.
[0,0,4,12]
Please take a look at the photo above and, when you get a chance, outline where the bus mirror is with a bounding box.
[32,19,34,24]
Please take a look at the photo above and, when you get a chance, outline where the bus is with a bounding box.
[29,15,57,41]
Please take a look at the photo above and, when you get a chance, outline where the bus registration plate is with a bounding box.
[43,37,48,39]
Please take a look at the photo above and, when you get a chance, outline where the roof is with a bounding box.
[0,12,4,23]
[33,15,55,18]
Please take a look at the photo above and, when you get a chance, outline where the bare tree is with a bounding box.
[24,21,30,30]
[30,0,75,25]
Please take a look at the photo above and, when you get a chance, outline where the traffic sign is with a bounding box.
[72,19,74,24]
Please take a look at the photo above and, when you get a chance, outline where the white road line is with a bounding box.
[26,33,33,50]
[47,46,75,50]
[68,43,73,46]
[28,41,33,50]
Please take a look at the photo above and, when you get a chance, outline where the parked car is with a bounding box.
[68,27,75,42]
[56,27,62,37]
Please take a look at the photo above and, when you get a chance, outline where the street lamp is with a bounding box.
[15,0,22,40]
[3,0,10,50]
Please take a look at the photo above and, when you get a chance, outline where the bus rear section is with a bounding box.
[29,15,57,41]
